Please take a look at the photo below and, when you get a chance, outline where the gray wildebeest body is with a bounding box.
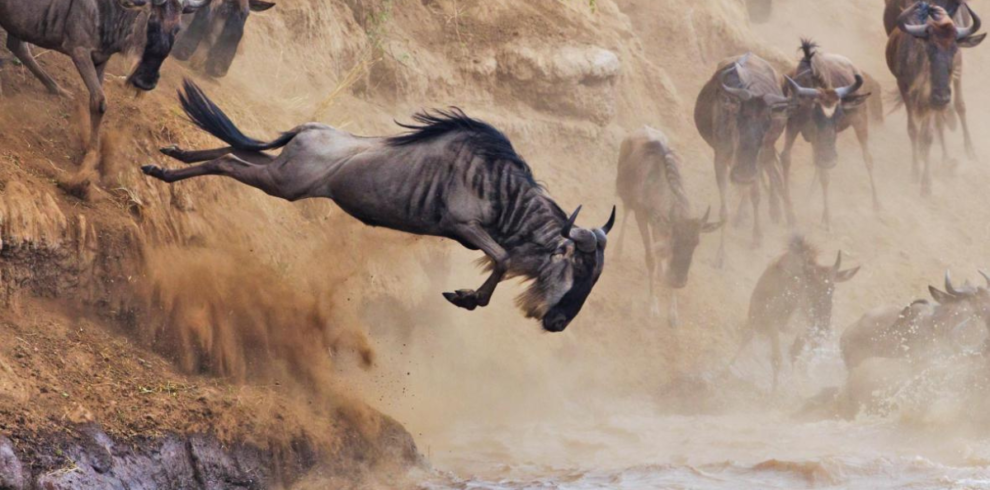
[171,0,275,78]
[780,40,882,231]
[695,53,791,266]
[143,81,615,332]
[886,2,985,196]
[614,126,722,327]
[0,0,207,196]
[733,237,860,391]
[841,271,990,370]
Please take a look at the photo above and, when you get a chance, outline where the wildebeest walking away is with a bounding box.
[733,236,860,392]
[0,0,207,196]
[615,127,722,327]
[841,271,990,370]
[780,40,881,231]
[694,53,792,266]
[143,80,615,332]
[886,2,985,196]
[172,0,275,78]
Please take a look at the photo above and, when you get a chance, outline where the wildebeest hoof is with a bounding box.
[141,165,167,181]
[443,289,480,311]
[160,145,181,157]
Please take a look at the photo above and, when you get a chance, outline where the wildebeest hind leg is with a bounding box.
[443,223,508,311]
[854,121,881,212]
[142,155,272,191]
[5,37,70,97]
[954,77,976,160]
[160,146,273,166]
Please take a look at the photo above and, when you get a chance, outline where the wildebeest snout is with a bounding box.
[930,90,952,108]
[542,312,570,333]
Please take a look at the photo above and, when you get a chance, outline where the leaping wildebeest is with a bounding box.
[0,0,208,195]
[614,127,722,327]
[780,40,882,231]
[694,53,792,265]
[171,0,275,78]
[143,81,615,332]
[886,2,985,196]
[733,236,860,391]
[841,271,990,370]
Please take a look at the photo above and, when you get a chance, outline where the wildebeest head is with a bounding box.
[122,0,209,91]
[657,207,722,289]
[522,206,615,333]
[718,57,793,183]
[785,74,870,168]
[897,4,986,109]
[928,270,990,328]
[799,251,860,334]
[172,0,275,78]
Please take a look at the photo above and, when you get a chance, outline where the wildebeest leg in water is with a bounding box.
[441,223,509,310]
[5,37,70,97]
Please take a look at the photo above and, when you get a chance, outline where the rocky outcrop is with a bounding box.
[1,420,420,490]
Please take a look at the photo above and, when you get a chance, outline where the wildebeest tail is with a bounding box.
[885,88,904,116]
[179,79,297,152]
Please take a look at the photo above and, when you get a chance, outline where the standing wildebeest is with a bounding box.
[780,40,881,231]
[143,81,615,332]
[0,0,207,194]
[695,53,792,265]
[841,271,990,370]
[171,0,274,78]
[733,236,860,391]
[614,127,722,327]
[887,2,985,196]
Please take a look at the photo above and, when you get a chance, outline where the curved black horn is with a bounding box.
[701,206,711,223]
[832,251,842,273]
[980,270,990,288]
[602,206,616,234]
[945,270,965,296]
[785,76,820,99]
[561,205,582,238]
[836,74,864,99]
[957,4,982,40]
[720,68,753,101]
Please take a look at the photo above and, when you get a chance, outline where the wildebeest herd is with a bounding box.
[0,0,986,391]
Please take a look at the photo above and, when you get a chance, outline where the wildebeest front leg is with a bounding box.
[59,51,107,196]
[5,37,70,97]
[633,213,659,317]
[919,118,934,197]
[749,181,763,248]
[819,169,831,232]
[778,126,800,226]
[714,150,731,268]
[443,223,508,311]
[954,76,976,160]
[854,120,881,212]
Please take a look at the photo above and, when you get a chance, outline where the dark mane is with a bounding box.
[797,39,828,88]
[388,108,537,186]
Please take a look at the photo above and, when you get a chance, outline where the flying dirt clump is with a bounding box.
[136,246,374,391]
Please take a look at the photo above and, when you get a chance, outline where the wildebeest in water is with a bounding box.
[841,271,990,370]
[694,53,792,265]
[886,2,985,195]
[143,81,615,332]
[733,236,860,391]
[0,0,208,195]
[780,40,882,231]
[171,0,275,78]
[614,127,722,327]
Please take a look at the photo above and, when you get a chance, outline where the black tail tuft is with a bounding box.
[799,38,819,63]
[178,79,295,152]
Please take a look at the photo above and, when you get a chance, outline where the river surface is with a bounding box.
[416,409,990,489]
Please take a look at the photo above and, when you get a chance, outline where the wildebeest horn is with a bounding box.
[957,5,982,40]
[945,270,966,296]
[832,251,842,273]
[602,206,616,235]
[183,0,209,8]
[561,205,582,238]
[785,76,820,99]
[720,68,752,101]
[980,270,990,288]
[836,74,864,99]
[701,206,711,223]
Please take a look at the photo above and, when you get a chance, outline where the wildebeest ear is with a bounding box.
[959,32,987,48]
[834,266,860,283]
[249,0,276,12]
[929,286,955,304]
